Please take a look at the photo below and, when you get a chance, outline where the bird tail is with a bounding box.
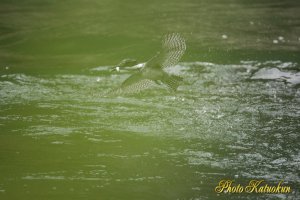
[162,74,183,92]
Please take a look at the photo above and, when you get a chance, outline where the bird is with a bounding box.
[109,33,186,95]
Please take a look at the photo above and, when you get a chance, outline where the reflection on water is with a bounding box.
[1,60,299,199]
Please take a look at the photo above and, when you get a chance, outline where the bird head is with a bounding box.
[111,58,138,72]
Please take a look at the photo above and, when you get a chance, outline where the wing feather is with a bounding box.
[109,72,156,95]
[145,33,186,69]
[161,33,186,68]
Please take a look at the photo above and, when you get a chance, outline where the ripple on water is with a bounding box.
[1,60,299,195]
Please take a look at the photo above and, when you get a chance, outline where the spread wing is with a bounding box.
[145,33,186,69]
[109,72,157,95]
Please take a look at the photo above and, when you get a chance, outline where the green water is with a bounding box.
[0,0,300,199]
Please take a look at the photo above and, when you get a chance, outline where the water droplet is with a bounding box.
[222,34,228,39]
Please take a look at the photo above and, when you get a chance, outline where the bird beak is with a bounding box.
[110,66,120,72]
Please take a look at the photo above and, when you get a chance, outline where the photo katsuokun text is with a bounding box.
[215,179,292,194]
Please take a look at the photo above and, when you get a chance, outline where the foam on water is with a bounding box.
[251,68,300,84]
[1,60,299,199]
